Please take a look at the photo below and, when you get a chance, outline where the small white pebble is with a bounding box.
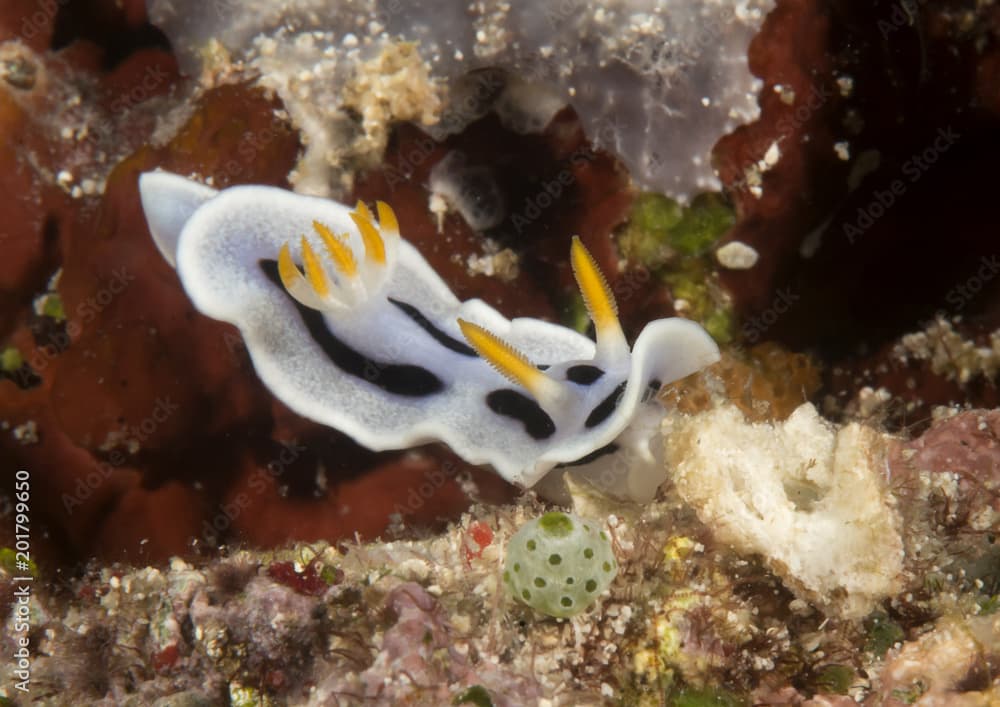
[763,141,781,168]
[716,241,759,269]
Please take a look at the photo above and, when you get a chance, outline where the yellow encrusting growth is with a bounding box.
[570,236,619,334]
[312,221,358,277]
[350,201,387,265]
[299,235,330,297]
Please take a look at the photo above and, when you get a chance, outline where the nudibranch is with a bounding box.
[139,171,720,503]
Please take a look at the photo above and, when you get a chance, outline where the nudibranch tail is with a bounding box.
[570,236,628,362]
[457,318,566,414]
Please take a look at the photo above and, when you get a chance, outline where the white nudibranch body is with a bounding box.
[138,171,720,503]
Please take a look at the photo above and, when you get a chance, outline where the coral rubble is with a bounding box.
[665,403,904,619]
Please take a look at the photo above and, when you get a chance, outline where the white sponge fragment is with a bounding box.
[664,404,904,618]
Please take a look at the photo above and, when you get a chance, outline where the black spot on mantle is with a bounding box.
[486,389,556,440]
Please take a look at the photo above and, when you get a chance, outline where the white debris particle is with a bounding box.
[716,241,759,269]
[834,140,850,161]
[774,83,796,105]
[836,75,854,97]
[13,420,38,445]
[762,140,781,168]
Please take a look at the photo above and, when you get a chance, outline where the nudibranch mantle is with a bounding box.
[139,171,719,502]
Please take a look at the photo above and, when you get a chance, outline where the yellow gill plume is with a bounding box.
[275,196,414,310]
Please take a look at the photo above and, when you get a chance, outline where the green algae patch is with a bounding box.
[454,685,494,706]
[1,346,23,372]
[619,193,684,266]
[671,193,736,256]
[619,192,734,266]
[538,511,574,537]
[617,191,736,345]
[0,547,38,578]
[816,664,855,694]
[865,611,904,656]
[662,260,734,344]
[671,686,745,707]
[40,293,65,321]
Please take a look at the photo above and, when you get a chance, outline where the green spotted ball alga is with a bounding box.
[503,511,617,619]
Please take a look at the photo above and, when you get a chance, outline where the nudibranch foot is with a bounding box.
[139,170,721,503]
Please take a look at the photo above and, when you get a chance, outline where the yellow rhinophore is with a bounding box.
[458,318,564,410]
[569,236,627,358]
[312,220,358,278]
[349,201,387,265]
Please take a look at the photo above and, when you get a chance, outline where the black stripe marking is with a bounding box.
[388,297,477,357]
[585,381,627,428]
[566,364,604,385]
[260,260,443,397]
[486,389,556,440]
[555,442,619,468]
